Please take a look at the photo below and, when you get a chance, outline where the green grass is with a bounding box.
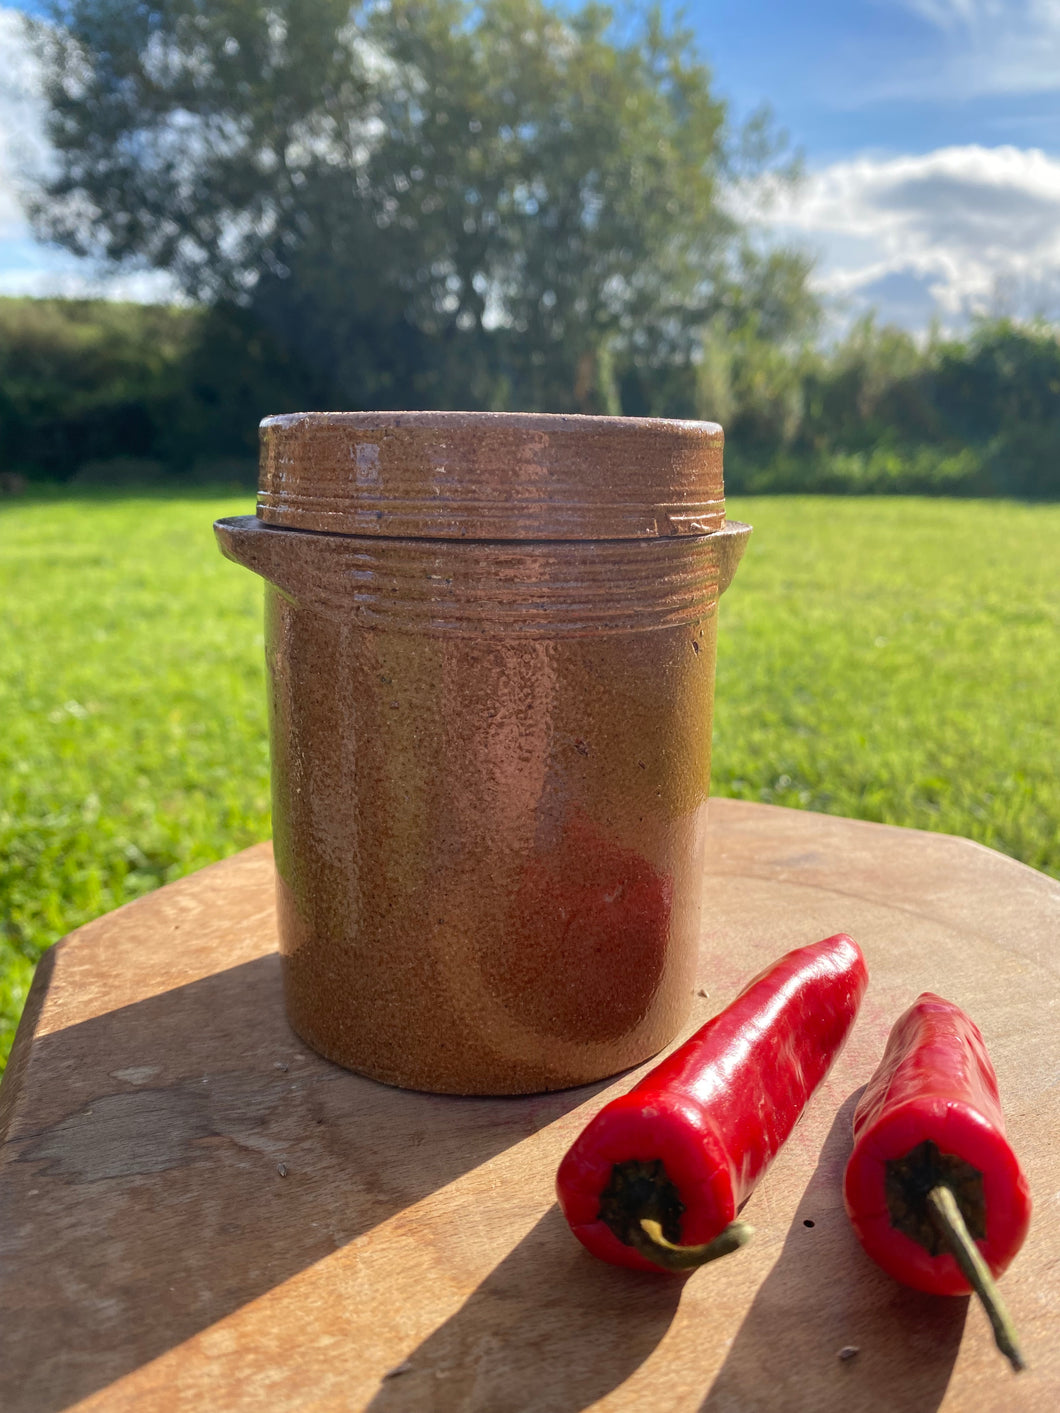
[713,497,1060,878]
[2,492,1058,1069]
[0,490,269,1066]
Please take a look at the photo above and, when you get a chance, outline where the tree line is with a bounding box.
[27,0,810,415]
[1,0,1057,496]
[2,294,1058,498]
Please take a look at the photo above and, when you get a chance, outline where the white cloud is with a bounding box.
[754,144,1060,330]
[0,6,180,301]
[889,0,1060,97]
[899,1,1011,28]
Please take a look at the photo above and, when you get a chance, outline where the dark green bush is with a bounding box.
[2,295,1059,497]
[0,297,308,483]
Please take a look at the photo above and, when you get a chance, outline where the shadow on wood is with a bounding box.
[0,952,604,1413]
[365,1204,682,1412]
[701,1091,967,1413]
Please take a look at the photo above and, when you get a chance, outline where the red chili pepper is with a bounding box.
[844,993,1032,1371]
[556,933,868,1273]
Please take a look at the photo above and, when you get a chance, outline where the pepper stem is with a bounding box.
[629,1217,754,1272]
[926,1185,1025,1374]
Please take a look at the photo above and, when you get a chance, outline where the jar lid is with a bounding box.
[257,411,724,540]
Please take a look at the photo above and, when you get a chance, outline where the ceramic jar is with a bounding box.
[215,412,749,1094]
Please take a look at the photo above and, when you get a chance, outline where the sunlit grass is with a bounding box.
[2,492,1057,1067]
[714,497,1060,880]
[1,491,269,1065]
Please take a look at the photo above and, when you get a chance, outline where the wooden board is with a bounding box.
[1,799,1058,1412]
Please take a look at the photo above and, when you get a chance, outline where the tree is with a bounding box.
[28,0,816,413]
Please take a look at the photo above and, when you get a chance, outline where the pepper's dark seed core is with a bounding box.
[885,1140,986,1256]
[598,1159,685,1248]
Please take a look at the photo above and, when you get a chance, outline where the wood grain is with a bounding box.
[1,800,1057,1412]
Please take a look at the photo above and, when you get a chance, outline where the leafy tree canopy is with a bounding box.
[29,0,815,411]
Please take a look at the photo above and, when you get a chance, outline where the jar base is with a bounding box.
[281,1000,683,1097]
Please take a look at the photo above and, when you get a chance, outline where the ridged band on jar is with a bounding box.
[215,517,751,638]
[257,411,725,541]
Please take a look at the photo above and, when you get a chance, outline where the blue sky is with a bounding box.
[3,1,1060,331]
[678,0,1060,160]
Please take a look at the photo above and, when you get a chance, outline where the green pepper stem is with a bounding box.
[926,1185,1026,1373]
[629,1217,754,1272]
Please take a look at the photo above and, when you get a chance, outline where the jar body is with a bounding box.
[215,411,749,1096]
[243,525,739,1093]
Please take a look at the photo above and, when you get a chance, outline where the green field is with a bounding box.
[2,493,1058,1068]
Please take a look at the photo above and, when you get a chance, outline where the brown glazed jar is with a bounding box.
[215,412,749,1095]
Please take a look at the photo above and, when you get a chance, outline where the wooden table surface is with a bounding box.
[1,799,1058,1413]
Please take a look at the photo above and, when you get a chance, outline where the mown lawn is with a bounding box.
[712,497,1059,880]
[1,492,1058,1068]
